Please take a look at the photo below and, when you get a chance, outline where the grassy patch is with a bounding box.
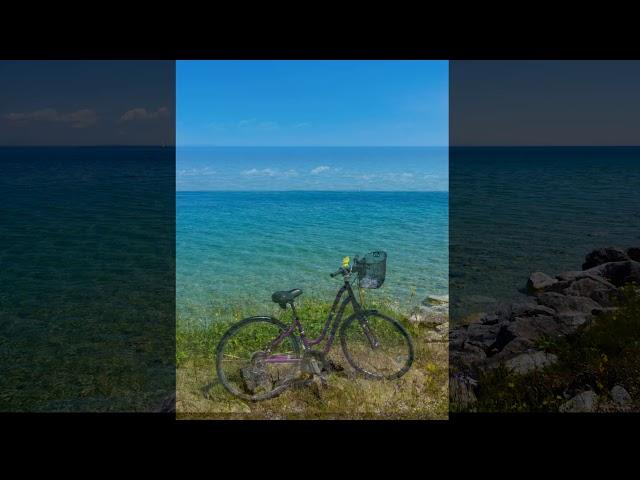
[472,285,640,412]
[176,296,448,419]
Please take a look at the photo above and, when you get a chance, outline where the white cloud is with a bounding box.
[119,106,169,123]
[177,167,216,177]
[241,168,298,178]
[310,165,331,175]
[241,168,275,177]
[3,108,98,128]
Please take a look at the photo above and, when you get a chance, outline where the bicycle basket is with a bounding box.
[354,251,387,289]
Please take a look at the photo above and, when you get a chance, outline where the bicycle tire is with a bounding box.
[340,311,414,380]
[216,316,302,402]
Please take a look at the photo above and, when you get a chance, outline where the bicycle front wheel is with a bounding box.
[216,316,301,401]
[340,311,414,380]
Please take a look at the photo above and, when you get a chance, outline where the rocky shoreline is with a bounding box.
[449,246,640,412]
[408,294,450,342]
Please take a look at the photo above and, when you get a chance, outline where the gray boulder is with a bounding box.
[449,327,469,349]
[505,350,557,374]
[485,337,536,367]
[582,247,629,270]
[559,390,598,413]
[424,322,449,342]
[465,322,502,349]
[610,385,632,406]
[537,292,603,316]
[556,270,607,283]
[409,304,448,325]
[240,364,273,394]
[410,294,449,325]
[561,277,618,307]
[478,313,503,325]
[562,275,616,295]
[450,341,487,369]
[527,272,558,293]
[507,314,564,342]
[584,260,640,287]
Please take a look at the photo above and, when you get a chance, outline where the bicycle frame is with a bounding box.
[264,277,376,364]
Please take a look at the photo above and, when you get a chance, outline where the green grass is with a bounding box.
[470,285,640,412]
[176,296,449,419]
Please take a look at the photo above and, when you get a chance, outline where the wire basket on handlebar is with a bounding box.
[353,251,387,289]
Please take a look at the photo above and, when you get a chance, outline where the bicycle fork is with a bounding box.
[358,314,380,349]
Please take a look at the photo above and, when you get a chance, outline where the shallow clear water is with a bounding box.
[177,190,449,322]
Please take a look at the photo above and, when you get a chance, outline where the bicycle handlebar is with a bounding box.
[330,255,359,278]
[330,268,344,278]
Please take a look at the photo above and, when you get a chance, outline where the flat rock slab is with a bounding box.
[495,302,556,320]
[507,314,563,341]
[409,304,448,325]
[504,350,557,375]
[425,294,449,305]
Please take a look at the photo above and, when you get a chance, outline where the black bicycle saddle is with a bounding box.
[271,289,303,307]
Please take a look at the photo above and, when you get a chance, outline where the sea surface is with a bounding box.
[177,190,449,323]
[0,146,175,411]
[176,146,449,323]
[450,147,640,322]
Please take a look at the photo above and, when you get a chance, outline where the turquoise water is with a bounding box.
[177,191,449,322]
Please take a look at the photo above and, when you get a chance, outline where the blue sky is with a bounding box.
[177,61,448,147]
[176,61,448,191]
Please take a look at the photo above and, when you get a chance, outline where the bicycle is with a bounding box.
[215,251,415,401]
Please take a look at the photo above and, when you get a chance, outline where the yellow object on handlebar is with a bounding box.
[342,256,350,268]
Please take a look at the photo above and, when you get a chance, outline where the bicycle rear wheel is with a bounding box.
[216,316,302,401]
[340,311,414,380]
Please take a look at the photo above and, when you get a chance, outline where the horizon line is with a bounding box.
[3,144,640,148]
[176,189,449,193]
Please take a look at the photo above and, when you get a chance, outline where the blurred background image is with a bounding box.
[449,61,640,413]
[0,61,176,411]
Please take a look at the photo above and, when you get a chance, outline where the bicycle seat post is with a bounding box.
[289,302,306,339]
